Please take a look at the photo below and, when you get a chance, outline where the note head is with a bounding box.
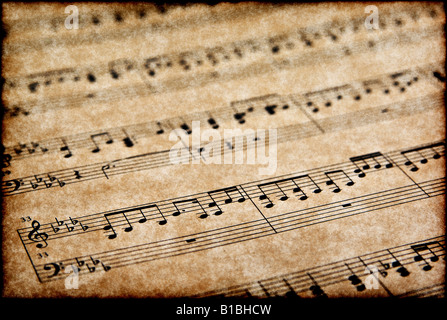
[214,211,223,216]
[362,165,370,170]
[280,196,288,201]
[208,202,217,207]
[199,213,209,219]
[259,195,267,200]
[430,257,439,262]
[422,265,432,271]
[404,161,412,166]
[300,196,308,201]
[385,163,393,168]
[265,203,274,208]
[313,189,322,194]
[64,154,72,158]
[326,180,334,186]
[346,181,354,186]
[124,227,133,232]
[358,173,366,178]
[420,159,428,164]
[410,167,419,172]
[414,256,423,262]
[374,164,381,169]
[333,188,341,193]
[158,220,167,225]
[108,234,117,240]
[92,148,100,153]
[139,218,147,224]
[237,198,245,203]
[397,267,410,277]
[172,211,181,216]
[224,199,233,204]
[433,154,441,159]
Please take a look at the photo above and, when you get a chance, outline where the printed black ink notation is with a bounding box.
[3,7,442,117]
[31,178,445,282]
[2,96,443,197]
[16,141,445,249]
[3,64,440,165]
[195,236,445,298]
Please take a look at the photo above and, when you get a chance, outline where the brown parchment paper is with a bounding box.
[1,2,445,298]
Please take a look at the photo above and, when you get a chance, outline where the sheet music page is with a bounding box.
[1,2,445,302]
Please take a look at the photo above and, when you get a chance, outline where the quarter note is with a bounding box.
[60,139,72,158]
[345,263,366,292]
[122,129,134,147]
[207,117,219,129]
[307,273,327,298]
[387,249,410,277]
[155,122,165,135]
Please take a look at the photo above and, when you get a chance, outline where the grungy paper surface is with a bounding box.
[1,2,445,298]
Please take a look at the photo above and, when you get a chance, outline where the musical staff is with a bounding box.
[3,64,441,166]
[3,98,443,196]
[16,140,445,249]
[26,178,445,282]
[195,236,445,298]
[3,2,445,299]
[3,6,443,117]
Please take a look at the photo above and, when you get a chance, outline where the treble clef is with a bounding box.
[28,220,49,248]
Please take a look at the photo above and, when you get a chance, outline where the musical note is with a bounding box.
[60,139,72,158]
[172,198,207,219]
[122,129,134,147]
[257,174,322,207]
[207,117,219,129]
[411,242,441,271]
[28,220,49,248]
[324,170,354,193]
[387,249,410,277]
[345,263,366,292]
[103,212,134,239]
[207,186,246,215]
[307,273,327,298]
[138,204,167,225]
[91,132,114,153]
[400,142,444,172]
[155,122,165,135]
[350,152,393,177]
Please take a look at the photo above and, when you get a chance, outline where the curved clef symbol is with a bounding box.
[28,220,49,248]
[43,263,62,278]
